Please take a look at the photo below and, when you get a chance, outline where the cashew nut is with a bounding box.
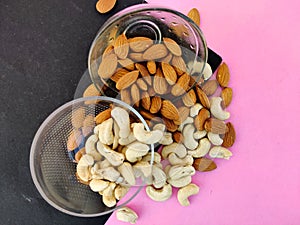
[96,142,124,166]
[188,61,212,80]
[168,165,195,180]
[133,161,152,178]
[190,103,203,117]
[85,134,102,161]
[168,153,194,166]
[118,162,136,186]
[159,132,173,145]
[89,179,110,192]
[152,165,167,188]
[132,123,163,144]
[111,107,130,138]
[125,141,150,163]
[188,138,211,158]
[178,117,193,132]
[208,132,223,146]
[209,146,232,159]
[193,130,207,140]
[142,152,161,164]
[97,118,114,145]
[95,167,120,182]
[183,124,198,150]
[210,97,230,120]
[177,183,199,206]
[76,154,94,182]
[119,131,136,145]
[98,159,112,169]
[161,143,187,159]
[102,195,117,208]
[116,207,138,224]
[153,123,166,132]
[112,120,120,149]
[168,175,192,188]
[146,183,172,202]
[114,185,129,200]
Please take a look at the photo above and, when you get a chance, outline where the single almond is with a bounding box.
[162,117,178,132]
[222,122,236,147]
[182,89,197,107]
[163,37,182,56]
[114,33,129,59]
[96,0,117,14]
[195,86,210,109]
[171,73,190,96]
[129,52,144,62]
[143,44,168,60]
[103,45,114,59]
[67,130,83,151]
[173,131,184,143]
[120,88,131,105]
[161,62,177,85]
[161,100,180,121]
[118,58,135,70]
[187,8,200,26]
[136,78,148,91]
[140,110,162,123]
[98,53,118,79]
[147,61,157,74]
[116,70,139,90]
[171,56,186,75]
[71,108,85,129]
[221,87,233,108]
[150,96,162,114]
[153,67,168,95]
[83,114,95,128]
[193,158,217,172]
[131,84,140,107]
[135,63,152,85]
[83,84,100,98]
[161,52,173,63]
[204,118,228,134]
[201,80,219,96]
[174,106,190,125]
[110,68,129,83]
[141,91,151,110]
[94,108,112,124]
[194,108,210,131]
[129,37,153,52]
[217,62,230,87]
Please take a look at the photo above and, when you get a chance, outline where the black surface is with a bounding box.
[0,1,221,225]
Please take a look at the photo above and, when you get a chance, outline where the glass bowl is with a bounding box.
[29,96,154,217]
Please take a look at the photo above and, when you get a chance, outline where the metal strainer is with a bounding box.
[30,96,153,217]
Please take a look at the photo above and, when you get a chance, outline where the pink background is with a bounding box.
[106,0,300,224]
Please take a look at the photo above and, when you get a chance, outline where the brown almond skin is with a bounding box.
[222,122,236,147]
[194,108,210,130]
[141,92,151,111]
[135,63,152,85]
[147,61,157,74]
[120,88,131,105]
[98,53,118,79]
[161,62,177,85]
[142,44,168,60]
[193,158,217,172]
[96,0,117,14]
[182,89,197,107]
[150,96,162,114]
[129,37,154,52]
[221,87,233,108]
[140,110,162,123]
[163,37,182,56]
[162,117,178,132]
[201,80,219,96]
[131,84,140,107]
[113,34,129,59]
[187,8,200,26]
[217,62,230,87]
[116,70,139,90]
[171,56,186,75]
[177,106,190,124]
[67,130,83,151]
[195,86,210,109]
[94,108,112,124]
[71,108,85,129]
[161,100,180,121]
[173,131,184,143]
[171,73,190,96]
[153,68,168,95]
[110,68,129,83]
[204,118,228,134]
[118,58,135,71]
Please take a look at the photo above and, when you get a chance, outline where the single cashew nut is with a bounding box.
[210,97,230,120]
[208,132,223,145]
[190,103,203,117]
[209,146,232,159]
[85,134,102,161]
[114,185,129,200]
[161,143,187,159]
[168,165,195,180]
[96,167,120,182]
[97,118,114,145]
[118,162,136,186]
[177,183,200,206]
[97,142,124,166]
[146,183,172,202]
[132,123,163,144]
[125,141,150,163]
[112,120,120,149]
[100,182,117,196]
[159,132,173,145]
[119,131,136,145]
[193,130,207,140]
[133,161,152,178]
[98,159,112,169]
[188,138,211,158]
[76,154,94,182]
[168,153,194,166]
[183,124,198,150]
[152,165,167,188]
[178,117,193,132]
[111,107,130,138]
[142,152,161,164]
[168,175,192,188]
[153,123,166,132]
[116,207,138,224]
[89,179,109,192]
[102,195,117,208]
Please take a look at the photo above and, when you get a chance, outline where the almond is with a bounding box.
[94,108,112,124]
[153,67,168,95]
[143,44,168,60]
[141,91,151,110]
[116,70,139,90]
[182,89,197,107]
[147,61,156,74]
[136,78,148,91]
[204,118,228,134]
[148,87,156,96]
[135,63,152,85]
[96,0,117,14]
[129,52,143,62]
[98,53,118,79]
[120,88,131,105]
[129,37,153,52]
[110,68,129,83]
[162,117,178,132]
[163,37,182,56]
[83,84,100,98]
[221,87,233,108]
[113,34,129,59]
[150,96,162,114]
[171,56,186,75]
[75,148,86,163]
[222,122,236,147]
[67,130,83,151]
[195,86,210,109]
[131,84,140,107]
[216,62,230,87]
[187,8,200,26]
[171,73,190,96]
[161,52,173,63]
[193,158,217,172]
[201,80,219,96]
[71,108,85,129]
[118,58,135,70]
[103,44,114,59]
[173,131,184,143]
[174,106,190,125]
[161,62,177,85]
[161,100,180,121]
[140,110,162,123]
[194,108,210,131]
